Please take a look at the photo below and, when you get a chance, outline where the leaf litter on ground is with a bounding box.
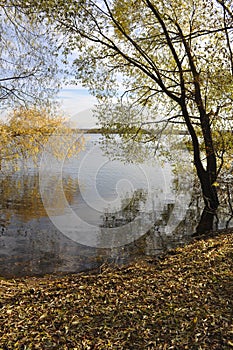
[0,230,233,349]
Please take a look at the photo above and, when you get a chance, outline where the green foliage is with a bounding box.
[14,0,233,228]
[26,0,233,173]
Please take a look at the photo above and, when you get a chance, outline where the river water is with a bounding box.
[0,134,232,277]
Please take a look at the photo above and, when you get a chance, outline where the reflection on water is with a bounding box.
[0,135,232,277]
[0,173,102,277]
[0,174,79,222]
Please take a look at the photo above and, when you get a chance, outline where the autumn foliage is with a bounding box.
[0,107,84,170]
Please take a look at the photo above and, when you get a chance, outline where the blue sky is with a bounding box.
[58,87,98,128]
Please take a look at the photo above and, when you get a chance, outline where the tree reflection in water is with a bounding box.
[100,189,147,228]
[98,187,188,263]
[0,173,79,225]
[97,172,233,265]
[0,159,232,277]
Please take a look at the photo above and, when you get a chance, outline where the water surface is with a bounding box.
[0,135,232,277]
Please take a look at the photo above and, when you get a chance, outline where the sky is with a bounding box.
[58,86,98,129]
[0,86,98,128]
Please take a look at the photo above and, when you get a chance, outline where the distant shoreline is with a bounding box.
[76,128,189,135]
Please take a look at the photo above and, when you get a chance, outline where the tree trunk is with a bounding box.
[179,94,219,236]
[193,170,219,236]
[195,206,216,235]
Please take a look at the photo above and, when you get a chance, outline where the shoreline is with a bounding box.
[0,227,232,281]
[1,229,232,349]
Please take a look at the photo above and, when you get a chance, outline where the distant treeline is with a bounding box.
[74,128,189,135]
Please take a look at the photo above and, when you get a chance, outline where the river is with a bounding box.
[0,134,232,277]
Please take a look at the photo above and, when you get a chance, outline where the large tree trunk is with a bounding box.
[195,206,216,235]
[181,107,219,236]
[193,169,219,236]
[179,97,219,236]
[177,27,220,236]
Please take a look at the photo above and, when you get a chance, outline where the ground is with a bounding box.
[0,229,233,349]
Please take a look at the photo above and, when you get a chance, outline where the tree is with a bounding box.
[0,107,84,170]
[0,0,60,108]
[25,0,233,234]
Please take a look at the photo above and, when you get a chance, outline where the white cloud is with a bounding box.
[58,88,98,128]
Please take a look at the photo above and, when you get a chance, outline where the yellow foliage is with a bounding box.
[112,0,141,38]
[0,107,84,170]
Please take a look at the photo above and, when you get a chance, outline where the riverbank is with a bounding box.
[1,229,233,349]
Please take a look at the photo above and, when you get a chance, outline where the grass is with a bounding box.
[0,230,233,349]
